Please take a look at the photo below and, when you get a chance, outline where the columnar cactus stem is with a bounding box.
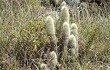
[68,35,77,57]
[59,22,70,62]
[50,51,58,67]
[45,15,57,51]
[45,16,55,36]
[71,23,78,57]
[61,22,70,47]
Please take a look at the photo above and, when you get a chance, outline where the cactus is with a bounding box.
[45,15,57,51]
[59,22,70,61]
[69,35,76,48]
[61,22,70,47]
[70,23,78,57]
[50,51,58,67]
[71,23,78,43]
[45,15,55,36]
[68,35,77,57]
[71,23,78,34]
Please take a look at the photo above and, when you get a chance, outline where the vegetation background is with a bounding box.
[0,0,110,70]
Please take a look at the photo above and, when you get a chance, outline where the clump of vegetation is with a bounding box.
[0,0,110,70]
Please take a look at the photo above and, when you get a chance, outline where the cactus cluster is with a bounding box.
[44,1,79,69]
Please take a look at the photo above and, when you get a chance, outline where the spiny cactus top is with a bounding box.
[50,51,57,59]
[61,1,66,7]
[45,15,55,36]
[71,23,78,36]
[61,22,70,37]
[71,23,78,30]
